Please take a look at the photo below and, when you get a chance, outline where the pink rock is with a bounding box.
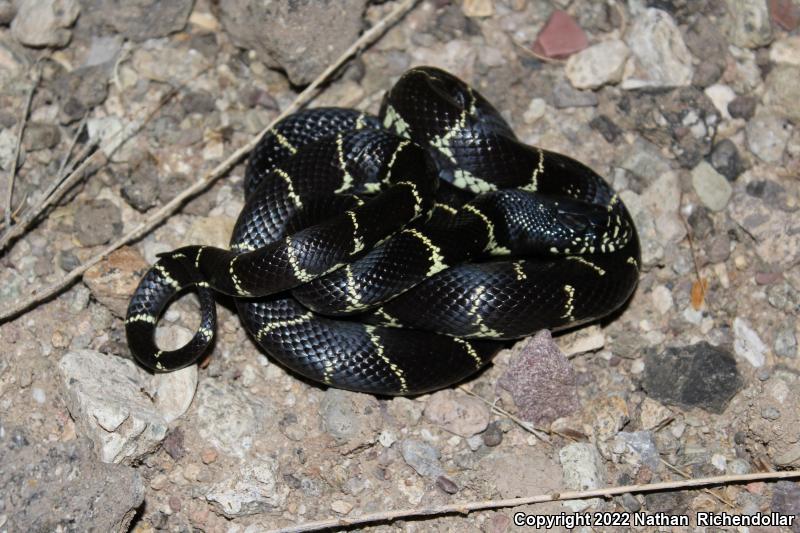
[532,10,588,60]
[770,0,800,31]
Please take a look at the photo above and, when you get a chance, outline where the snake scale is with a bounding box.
[126,66,640,395]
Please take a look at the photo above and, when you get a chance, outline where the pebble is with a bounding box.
[423,390,489,438]
[765,66,800,122]
[200,447,219,464]
[399,439,443,479]
[498,331,580,425]
[559,443,605,511]
[613,431,660,470]
[709,139,743,181]
[733,317,768,367]
[330,500,353,515]
[482,421,503,447]
[153,365,198,424]
[82,246,149,317]
[704,84,737,119]
[565,39,629,90]
[54,65,110,124]
[205,458,289,517]
[10,0,80,48]
[58,350,168,463]
[31,388,45,404]
[639,397,672,430]
[774,328,797,358]
[727,95,757,120]
[642,342,743,413]
[550,78,598,108]
[80,0,193,41]
[589,115,622,143]
[770,36,800,67]
[532,10,587,59]
[691,161,732,211]
[622,8,693,89]
[22,122,60,151]
[522,98,546,125]
[745,110,792,163]
[132,46,210,84]
[461,0,493,17]
[769,0,800,30]
[725,0,773,49]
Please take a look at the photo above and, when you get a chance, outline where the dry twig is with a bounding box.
[0,0,420,324]
[266,470,800,533]
[4,63,41,230]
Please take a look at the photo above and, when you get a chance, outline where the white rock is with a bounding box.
[87,116,125,157]
[622,8,693,89]
[733,318,767,367]
[770,36,800,67]
[650,285,673,315]
[58,350,168,464]
[206,457,289,517]
[153,365,198,424]
[726,0,772,49]
[11,0,80,48]
[522,98,546,124]
[746,111,792,163]
[565,39,630,90]
[559,442,605,511]
[704,84,737,119]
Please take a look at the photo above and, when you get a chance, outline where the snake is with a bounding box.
[126,66,640,396]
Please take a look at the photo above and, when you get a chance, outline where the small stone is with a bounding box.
[709,139,743,181]
[770,36,800,67]
[769,0,800,30]
[461,0,493,17]
[163,429,185,461]
[532,10,588,60]
[424,390,489,438]
[482,421,503,447]
[0,1,15,25]
[80,0,193,41]
[642,342,742,414]
[726,0,773,49]
[83,247,149,317]
[772,481,800,529]
[589,395,630,441]
[120,154,160,212]
[692,161,732,211]
[330,500,353,515]
[639,397,672,430]
[10,0,80,48]
[399,439,443,479]
[620,493,642,513]
[589,115,622,143]
[774,328,797,358]
[22,122,60,151]
[622,8,693,89]
[727,458,751,475]
[704,84,737,119]
[522,98,546,124]
[436,475,459,494]
[200,447,218,464]
[205,458,289,517]
[550,78,598,108]
[650,286,674,315]
[565,39,629,89]
[559,443,605,511]
[153,365,197,424]
[765,66,800,122]
[613,431,660,470]
[54,65,110,124]
[498,331,580,425]
[733,317,768,368]
[728,94,757,119]
[746,111,792,163]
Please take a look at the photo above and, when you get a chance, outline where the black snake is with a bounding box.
[126,66,640,395]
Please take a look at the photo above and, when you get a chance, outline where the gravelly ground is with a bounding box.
[0,0,799,531]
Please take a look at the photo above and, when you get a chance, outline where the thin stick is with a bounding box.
[55,115,87,180]
[0,0,420,324]
[266,470,800,533]
[458,386,550,443]
[4,64,40,229]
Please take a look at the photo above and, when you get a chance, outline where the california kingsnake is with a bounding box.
[126,66,640,395]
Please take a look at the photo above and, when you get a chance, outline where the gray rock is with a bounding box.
[54,64,109,123]
[78,0,192,41]
[497,331,580,425]
[11,0,80,48]
[132,45,210,85]
[21,122,60,151]
[709,139,743,181]
[725,0,772,49]
[74,199,122,246]
[120,153,160,212]
[58,350,168,463]
[775,328,798,358]
[84,35,122,66]
[613,431,660,470]
[194,379,275,458]
[771,481,800,533]
[727,95,757,119]
[424,390,489,438]
[565,39,629,89]
[206,456,289,517]
[765,66,800,122]
[319,388,381,451]
[642,342,743,413]
[219,0,369,86]
[691,161,732,211]
[745,111,792,163]
[399,439,444,479]
[589,115,622,143]
[683,16,728,88]
[733,317,768,367]
[0,432,144,532]
[559,442,605,511]
[622,8,693,89]
[550,77,598,108]
[0,1,15,25]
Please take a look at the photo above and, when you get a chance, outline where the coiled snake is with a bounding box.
[126,66,640,395]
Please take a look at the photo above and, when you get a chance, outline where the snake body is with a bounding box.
[126,67,640,395]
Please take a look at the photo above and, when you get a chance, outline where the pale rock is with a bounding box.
[704,84,737,119]
[650,285,673,315]
[462,0,494,17]
[639,397,672,430]
[565,39,629,90]
[522,98,547,124]
[11,0,80,48]
[559,442,605,511]
[770,36,800,67]
[726,0,772,49]
[206,457,289,517]
[622,8,693,89]
[153,365,198,424]
[745,111,792,163]
[691,161,732,211]
[424,389,489,438]
[733,318,767,367]
[58,350,168,464]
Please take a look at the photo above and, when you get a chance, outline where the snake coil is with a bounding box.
[126,67,640,395]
